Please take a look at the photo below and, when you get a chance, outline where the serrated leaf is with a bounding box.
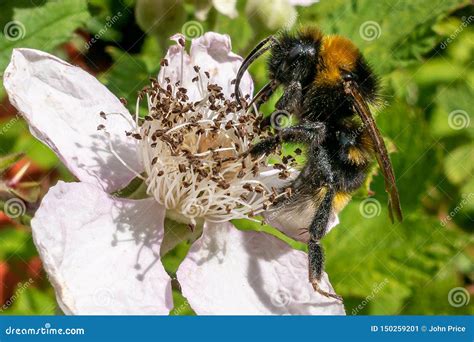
[0,0,91,96]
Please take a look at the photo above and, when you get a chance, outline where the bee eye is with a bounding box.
[288,46,303,62]
[341,71,357,82]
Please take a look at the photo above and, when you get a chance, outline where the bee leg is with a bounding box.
[248,122,326,158]
[308,240,343,302]
[247,135,281,157]
[275,80,302,113]
[307,183,342,302]
[259,81,302,130]
[250,80,279,111]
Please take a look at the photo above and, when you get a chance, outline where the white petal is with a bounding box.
[4,49,142,193]
[212,0,238,18]
[288,0,319,6]
[177,221,345,315]
[158,32,253,102]
[258,169,339,242]
[195,0,212,21]
[32,182,172,315]
[191,32,253,99]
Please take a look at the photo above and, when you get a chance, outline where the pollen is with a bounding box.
[128,67,289,225]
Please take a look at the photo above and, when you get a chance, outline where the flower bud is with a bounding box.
[245,0,297,32]
[135,0,187,37]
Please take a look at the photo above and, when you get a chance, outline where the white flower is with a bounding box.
[195,0,238,21]
[3,32,344,315]
[288,0,319,6]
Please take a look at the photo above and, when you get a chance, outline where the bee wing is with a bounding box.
[347,85,403,223]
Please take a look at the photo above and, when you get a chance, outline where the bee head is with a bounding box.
[315,35,378,103]
[268,28,321,86]
[234,28,378,109]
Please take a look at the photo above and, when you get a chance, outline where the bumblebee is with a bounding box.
[234,27,403,301]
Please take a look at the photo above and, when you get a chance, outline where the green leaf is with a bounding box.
[100,47,151,113]
[170,290,195,316]
[400,263,473,315]
[444,144,474,185]
[4,285,56,315]
[310,0,469,73]
[112,176,148,199]
[0,152,23,172]
[430,83,473,138]
[374,100,440,212]
[0,118,59,169]
[0,0,90,97]
[0,227,36,261]
[325,203,463,314]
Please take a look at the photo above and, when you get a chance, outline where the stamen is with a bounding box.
[102,61,296,224]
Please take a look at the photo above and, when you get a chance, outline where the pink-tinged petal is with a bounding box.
[32,182,172,315]
[177,221,345,315]
[158,34,202,102]
[158,32,253,102]
[258,169,339,242]
[289,0,319,6]
[191,32,253,99]
[3,49,142,193]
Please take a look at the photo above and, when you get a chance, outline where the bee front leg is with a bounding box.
[247,122,326,158]
[259,81,302,129]
[275,80,302,112]
[247,135,281,158]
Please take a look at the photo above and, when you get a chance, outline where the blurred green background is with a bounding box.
[0,0,472,315]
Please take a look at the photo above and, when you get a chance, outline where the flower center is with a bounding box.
[129,69,288,226]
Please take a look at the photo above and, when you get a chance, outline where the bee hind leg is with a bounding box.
[308,240,343,302]
[307,187,343,302]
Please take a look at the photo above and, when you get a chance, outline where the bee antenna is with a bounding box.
[234,35,277,106]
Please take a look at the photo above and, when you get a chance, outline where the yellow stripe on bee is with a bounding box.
[315,35,360,86]
[332,192,352,213]
[347,146,369,165]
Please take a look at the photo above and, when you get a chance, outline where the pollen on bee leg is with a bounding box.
[130,73,291,224]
